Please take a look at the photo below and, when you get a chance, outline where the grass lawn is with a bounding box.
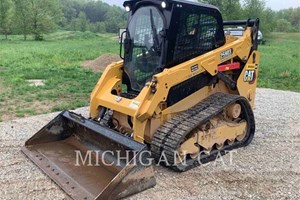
[0,31,119,121]
[0,32,299,121]
[259,32,300,91]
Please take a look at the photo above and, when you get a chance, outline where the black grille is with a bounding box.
[173,11,218,65]
[166,73,213,107]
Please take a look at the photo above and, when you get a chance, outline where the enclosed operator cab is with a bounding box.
[122,0,226,93]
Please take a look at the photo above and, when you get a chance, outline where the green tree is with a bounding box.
[13,0,31,40]
[83,0,110,23]
[59,0,83,30]
[243,0,265,19]
[76,11,88,32]
[276,19,292,32]
[28,0,62,40]
[56,0,127,33]
[223,0,242,20]
[104,6,126,33]
[261,8,276,33]
[89,21,106,33]
[68,11,88,32]
[200,0,242,20]
[14,0,61,40]
[0,0,14,39]
[242,0,275,34]
[60,0,79,20]
[276,7,300,32]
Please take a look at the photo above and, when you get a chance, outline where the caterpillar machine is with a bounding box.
[22,0,260,199]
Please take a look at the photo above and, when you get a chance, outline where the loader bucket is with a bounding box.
[21,111,156,200]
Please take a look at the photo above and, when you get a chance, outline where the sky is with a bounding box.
[103,0,300,11]
[264,0,300,11]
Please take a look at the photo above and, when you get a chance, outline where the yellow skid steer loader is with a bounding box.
[22,0,260,199]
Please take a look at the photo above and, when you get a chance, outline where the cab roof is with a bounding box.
[123,0,220,12]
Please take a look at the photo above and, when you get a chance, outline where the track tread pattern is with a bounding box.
[151,92,255,172]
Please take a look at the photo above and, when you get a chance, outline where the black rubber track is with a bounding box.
[151,92,255,172]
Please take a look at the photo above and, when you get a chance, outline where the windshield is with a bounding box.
[124,6,164,91]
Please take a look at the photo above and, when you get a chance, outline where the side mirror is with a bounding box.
[119,29,127,59]
[119,28,127,44]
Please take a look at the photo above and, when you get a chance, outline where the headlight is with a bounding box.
[161,1,167,9]
[125,5,131,12]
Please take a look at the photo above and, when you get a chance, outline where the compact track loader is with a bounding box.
[22,0,260,199]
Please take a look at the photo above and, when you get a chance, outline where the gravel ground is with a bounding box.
[0,88,299,200]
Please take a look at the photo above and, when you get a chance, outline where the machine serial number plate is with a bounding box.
[191,65,199,72]
[220,49,233,60]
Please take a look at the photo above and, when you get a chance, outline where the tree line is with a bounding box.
[0,0,127,40]
[201,0,300,34]
[0,0,299,40]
